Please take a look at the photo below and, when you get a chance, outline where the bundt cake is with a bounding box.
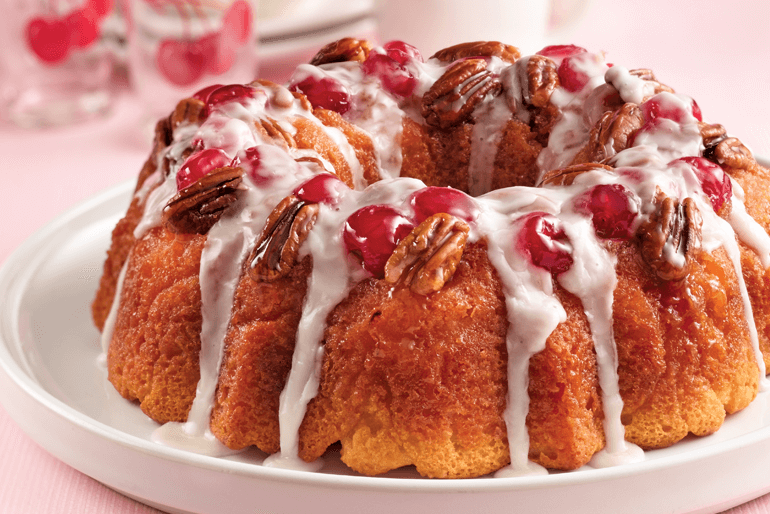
[92,38,770,478]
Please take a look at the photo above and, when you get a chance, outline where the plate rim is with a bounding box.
[1,160,770,509]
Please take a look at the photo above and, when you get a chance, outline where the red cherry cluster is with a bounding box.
[670,156,732,212]
[25,0,112,64]
[343,186,477,277]
[537,44,592,93]
[361,40,423,98]
[156,0,252,86]
[516,212,573,275]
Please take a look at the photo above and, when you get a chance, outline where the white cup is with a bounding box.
[0,0,114,127]
[376,0,587,56]
[124,0,259,125]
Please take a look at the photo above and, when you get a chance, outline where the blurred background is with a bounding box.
[0,0,769,512]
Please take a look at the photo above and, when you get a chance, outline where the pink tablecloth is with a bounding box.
[1,0,769,512]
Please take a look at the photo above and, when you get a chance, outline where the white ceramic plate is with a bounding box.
[3,178,770,514]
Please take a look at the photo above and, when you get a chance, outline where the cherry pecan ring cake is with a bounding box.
[92,38,770,478]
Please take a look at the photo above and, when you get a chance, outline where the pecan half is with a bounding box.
[700,122,727,147]
[422,58,503,129]
[310,38,373,66]
[639,194,702,282]
[538,162,614,187]
[163,167,244,234]
[248,196,320,282]
[431,41,520,64]
[628,68,674,98]
[571,103,644,164]
[257,117,297,150]
[711,137,758,172]
[524,55,559,108]
[504,55,559,113]
[384,213,469,295]
[170,97,206,130]
[295,156,331,173]
[251,79,296,109]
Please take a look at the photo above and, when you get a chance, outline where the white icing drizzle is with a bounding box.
[605,66,653,105]
[266,178,424,470]
[500,57,532,123]
[728,181,770,269]
[133,175,178,240]
[536,108,590,174]
[323,124,368,189]
[100,45,770,476]
[700,203,770,391]
[558,214,642,463]
[100,255,130,354]
[468,94,511,196]
[263,207,355,471]
[152,207,254,455]
[631,94,703,162]
[484,216,561,477]
[134,169,162,204]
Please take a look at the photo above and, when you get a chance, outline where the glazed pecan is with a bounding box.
[571,103,645,164]
[384,213,469,295]
[170,97,206,130]
[248,196,320,282]
[639,194,702,282]
[524,55,559,108]
[257,117,297,149]
[504,55,559,113]
[538,162,614,187]
[310,37,373,66]
[711,137,758,172]
[163,167,244,234]
[628,68,674,98]
[294,155,331,173]
[431,41,520,64]
[700,122,728,162]
[422,58,503,129]
[251,79,295,109]
[699,122,727,147]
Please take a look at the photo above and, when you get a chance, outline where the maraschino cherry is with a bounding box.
[343,205,415,277]
[289,75,351,114]
[537,45,592,92]
[641,94,702,125]
[293,173,349,207]
[408,186,479,224]
[575,184,639,239]
[205,84,259,112]
[176,148,233,190]
[516,212,573,275]
[361,40,421,98]
[670,156,732,212]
